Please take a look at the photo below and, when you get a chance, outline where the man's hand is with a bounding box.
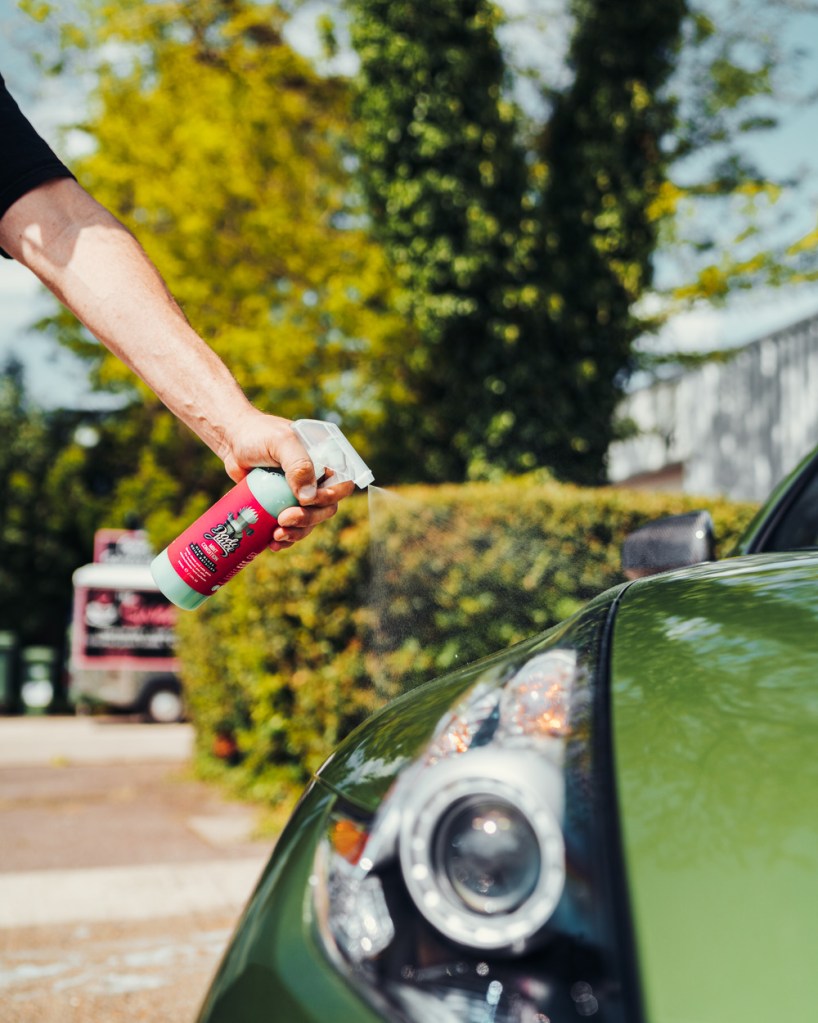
[221,409,355,550]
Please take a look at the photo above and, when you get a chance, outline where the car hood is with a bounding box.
[610,551,818,1023]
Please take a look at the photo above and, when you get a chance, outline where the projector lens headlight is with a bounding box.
[309,618,634,1021]
[399,750,565,953]
[435,795,540,915]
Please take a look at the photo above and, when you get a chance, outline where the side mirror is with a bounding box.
[622,510,715,580]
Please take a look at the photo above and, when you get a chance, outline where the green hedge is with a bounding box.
[176,477,757,807]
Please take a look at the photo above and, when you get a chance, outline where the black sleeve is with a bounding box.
[0,71,75,256]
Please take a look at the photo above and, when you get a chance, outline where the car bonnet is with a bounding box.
[610,551,818,1022]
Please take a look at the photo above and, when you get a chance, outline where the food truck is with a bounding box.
[69,530,182,722]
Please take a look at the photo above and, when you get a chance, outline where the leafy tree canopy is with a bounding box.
[22,0,818,493]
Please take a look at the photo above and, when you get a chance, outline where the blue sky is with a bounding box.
[1,1,817,408]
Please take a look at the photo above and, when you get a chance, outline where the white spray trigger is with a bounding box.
[292,419,374,489]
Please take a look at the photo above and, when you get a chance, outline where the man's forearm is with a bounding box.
[0,174,354,541]
[0,177,256,462]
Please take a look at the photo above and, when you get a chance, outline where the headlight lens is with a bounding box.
[399,750,565,952]
[438,796,539,915]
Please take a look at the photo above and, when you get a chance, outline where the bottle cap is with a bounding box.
[293,419,374,489]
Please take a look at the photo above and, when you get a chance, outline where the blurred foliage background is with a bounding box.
[2,0,815,747]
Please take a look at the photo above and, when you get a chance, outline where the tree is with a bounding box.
[0,359,122,650]
[348,0,687,483]
[347,0,532,481]
[529,0,688,481]
[348,0,817,482]
[651,0,818,313]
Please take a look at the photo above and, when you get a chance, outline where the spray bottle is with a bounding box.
[150,419,374,611]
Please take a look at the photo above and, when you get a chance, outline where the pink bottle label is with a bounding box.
[166,477,279,596]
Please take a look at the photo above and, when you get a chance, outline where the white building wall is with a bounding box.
[608,313,818,500]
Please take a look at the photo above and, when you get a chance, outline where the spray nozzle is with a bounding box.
[292,419,374,490]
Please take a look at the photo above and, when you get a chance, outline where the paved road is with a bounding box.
[0,716,195,767]
[0,716,274,1022]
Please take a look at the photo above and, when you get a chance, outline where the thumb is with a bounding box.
[283,455,318,504]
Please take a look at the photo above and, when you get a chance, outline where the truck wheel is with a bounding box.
[144,682,184,724]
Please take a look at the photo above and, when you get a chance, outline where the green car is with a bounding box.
[198,448,818,1023]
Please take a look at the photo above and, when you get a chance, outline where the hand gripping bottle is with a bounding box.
[150,420,374,611]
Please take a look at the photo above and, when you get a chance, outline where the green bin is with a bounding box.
[0,631,18,712]
[19,646,58,714]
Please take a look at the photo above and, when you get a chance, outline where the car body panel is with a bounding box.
[610,552,818,1022]
[196,783,385,1023]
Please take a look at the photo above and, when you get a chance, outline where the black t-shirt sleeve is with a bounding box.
[0,71,75,256]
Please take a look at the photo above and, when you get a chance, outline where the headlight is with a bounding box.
[399,750,565,952]
[316,651,579,965]
[311,593,640,1023]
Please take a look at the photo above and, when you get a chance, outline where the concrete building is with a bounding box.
[607,312,818,501]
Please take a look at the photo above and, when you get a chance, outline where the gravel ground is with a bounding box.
[0,718,275,1023]
[0,760,268,872]
[0,913,236,1023]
